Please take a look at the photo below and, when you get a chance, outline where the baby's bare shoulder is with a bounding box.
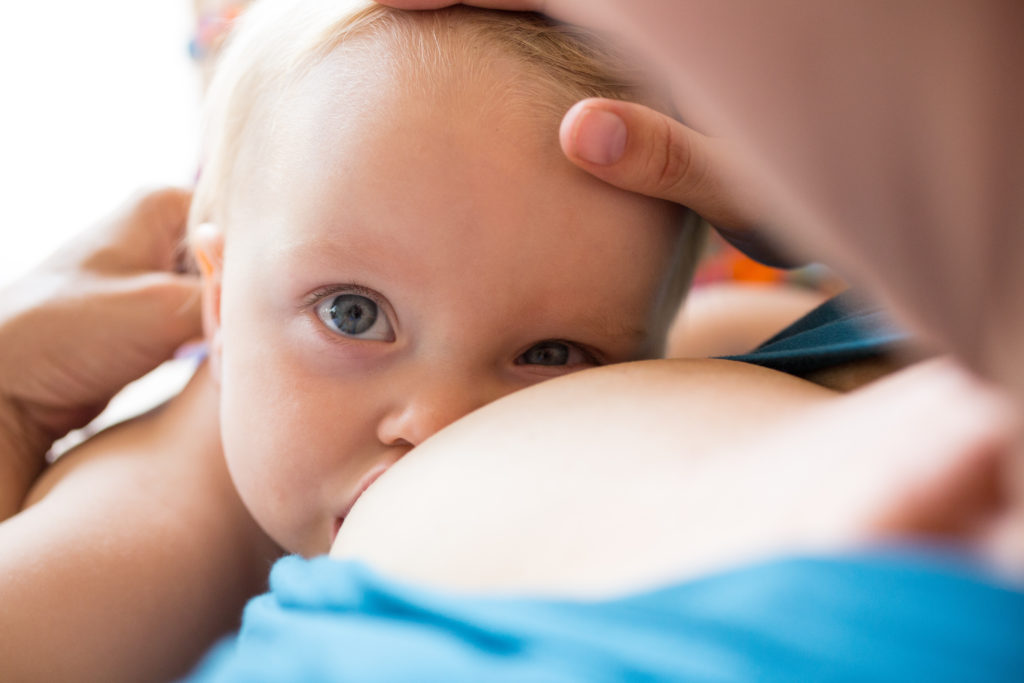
[6,365,277,681]
[25,365,214,505]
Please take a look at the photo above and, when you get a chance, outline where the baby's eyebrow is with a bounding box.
[277,234,379,271]
[576,313,649,345]
[279,236,651,345]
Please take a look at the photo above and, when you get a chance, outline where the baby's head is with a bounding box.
[189,0,705,556]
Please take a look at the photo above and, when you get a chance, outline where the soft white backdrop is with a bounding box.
[0,1,202,450]
[0,0,199,287]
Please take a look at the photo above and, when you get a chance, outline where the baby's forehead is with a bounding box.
[207,4,697,351]
[229,35,569,220]
[238,7,643,168]
[197,4,671,235]
[274,25,567,133]
[229,85,682,355]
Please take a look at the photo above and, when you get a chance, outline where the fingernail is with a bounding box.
[573,107,627,165]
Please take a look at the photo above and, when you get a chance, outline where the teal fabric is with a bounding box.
[721,290,907,376]
[187,549,1024,682]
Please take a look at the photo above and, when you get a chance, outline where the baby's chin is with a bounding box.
[243,504,332,559]
[285,536,333,559]
[286,515,352,558]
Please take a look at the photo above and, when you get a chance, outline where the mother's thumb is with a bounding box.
[559,98,786,264]
[559,98,718,206]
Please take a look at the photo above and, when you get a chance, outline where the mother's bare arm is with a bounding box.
[0,366,278,683]
[334,358,1017,597]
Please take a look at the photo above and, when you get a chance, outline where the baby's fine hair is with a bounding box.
[190,0,706,335]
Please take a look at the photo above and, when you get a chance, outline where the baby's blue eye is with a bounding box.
[521,341,569,365]
[517,341,594,367]
[315,293,394,341]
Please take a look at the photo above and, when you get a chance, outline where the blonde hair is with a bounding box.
[190,0,706,341]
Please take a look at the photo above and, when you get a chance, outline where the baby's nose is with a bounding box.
[376,377,498,448]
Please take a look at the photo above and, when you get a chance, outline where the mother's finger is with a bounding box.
[376,1,543,11]
[375,1,590,26]
[559,98,792,265]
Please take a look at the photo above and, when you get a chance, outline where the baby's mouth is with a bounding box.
[331,464,392,543]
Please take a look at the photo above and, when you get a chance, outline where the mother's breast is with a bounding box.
[331,358,835,598]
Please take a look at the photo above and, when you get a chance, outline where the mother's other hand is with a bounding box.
[0,188,201,515]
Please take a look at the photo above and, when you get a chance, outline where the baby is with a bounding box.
[188,0,703,557]
[11,0,703,679]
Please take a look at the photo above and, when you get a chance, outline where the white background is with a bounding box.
[0,1,202,447]
[0,0,199,287]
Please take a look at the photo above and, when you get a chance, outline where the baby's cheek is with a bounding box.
[218,366,305,549]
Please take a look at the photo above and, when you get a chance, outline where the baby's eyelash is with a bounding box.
[566,341,603,366]
[302,284,383,310]
[533,340,606,366]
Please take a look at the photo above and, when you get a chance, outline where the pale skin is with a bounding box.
[364,0,1024,584]
[0,188,201,520]
[666,282,828,359]
[9,365,277,683]
[199,44,692,558]
[333,357,1017,597]
[381,0,1024,399]
[3,3,1022,681]
[0,191,279,682]
[0,14,940,680]
[2,27,769,680]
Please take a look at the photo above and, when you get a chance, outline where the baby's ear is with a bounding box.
[191,223,226,383]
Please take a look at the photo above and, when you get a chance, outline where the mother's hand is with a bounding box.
[379,1,562,16]
[0,188,201,515]
[377,1,787,265]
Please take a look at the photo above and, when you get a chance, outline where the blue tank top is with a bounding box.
[722,290,908,376]
[187,548,1024,682]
